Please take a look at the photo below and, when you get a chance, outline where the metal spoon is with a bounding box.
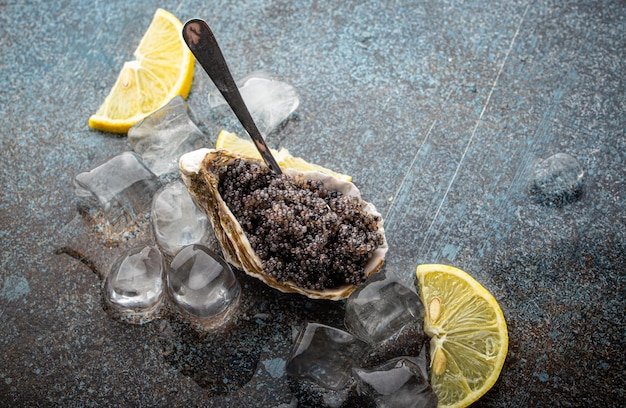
[182,19,282,174]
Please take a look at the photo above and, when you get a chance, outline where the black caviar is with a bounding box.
[217,159,384,291]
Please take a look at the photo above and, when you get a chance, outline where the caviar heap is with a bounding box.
[217,159,384,291]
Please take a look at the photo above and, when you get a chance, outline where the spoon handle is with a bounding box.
[182,19,282,174]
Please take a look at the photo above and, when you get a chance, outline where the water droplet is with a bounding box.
[530,153,584,207]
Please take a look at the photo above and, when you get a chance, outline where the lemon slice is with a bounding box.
[215,129,284,160]
[89,8,194,134]
[215,130,352,182]
[416,264,508,408]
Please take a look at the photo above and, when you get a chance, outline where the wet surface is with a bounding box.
[1,0,625,406]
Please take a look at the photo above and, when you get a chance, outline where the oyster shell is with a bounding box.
[179,148,388,300]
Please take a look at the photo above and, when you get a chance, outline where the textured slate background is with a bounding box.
[1,0,624,406]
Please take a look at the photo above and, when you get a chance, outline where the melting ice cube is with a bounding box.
[344,270,424,344]
[74,152,161,228]
[530,152,584,207]
[128,96,209,176]
[208,73,299,136]
[104,245,165,322]
[166,245,240,323]
[151,180,210,256]
[353,355,437,408]
[286,323,369,390]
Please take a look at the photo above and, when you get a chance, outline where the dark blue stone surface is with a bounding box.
[1,1,624,406]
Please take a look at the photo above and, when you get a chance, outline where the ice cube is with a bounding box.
[530,152,584,207]
[166,245,240,324]
[353,355,437,408]
[344,270,424,344]
[104,245,165,322]
[74,152,161,229]
[364,321,426,369]
[128,96,209,176]
[286,323,369,390]
[208,73,299,136]
[151,180,210,256]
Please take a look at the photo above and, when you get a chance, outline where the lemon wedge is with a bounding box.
[416,264,508,408]
[215,130,352,182]
[215,129,284,160]
[89,8,194,134]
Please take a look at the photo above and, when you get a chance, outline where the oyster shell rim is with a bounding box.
[180,148,388,300]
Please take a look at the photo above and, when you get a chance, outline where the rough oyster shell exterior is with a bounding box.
[179,148,388,300]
